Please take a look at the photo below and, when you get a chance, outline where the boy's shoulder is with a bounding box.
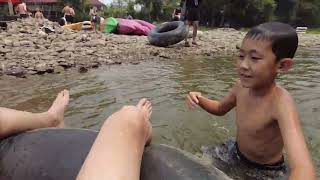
[273,84,295,105]
[271,85,298,122]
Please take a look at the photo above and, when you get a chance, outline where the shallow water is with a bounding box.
[0,49,319,178]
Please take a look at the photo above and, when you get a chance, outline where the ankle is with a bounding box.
[44,111,60,127]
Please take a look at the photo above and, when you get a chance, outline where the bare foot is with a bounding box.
[47,90,70,128]
[136,98,152,146]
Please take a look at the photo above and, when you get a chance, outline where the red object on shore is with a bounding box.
[0,0,21,4]
[90,0,105,7]
[24,0,58,3]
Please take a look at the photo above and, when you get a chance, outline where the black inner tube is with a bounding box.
[158,23,179,33]
[0,128,231,180]
[148,21,188,47]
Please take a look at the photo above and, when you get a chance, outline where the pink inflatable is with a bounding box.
[134,20,156,31]
[117,18,155,36]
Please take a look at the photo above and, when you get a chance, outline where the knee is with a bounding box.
[104,106,147,133]
[120,106,146,130]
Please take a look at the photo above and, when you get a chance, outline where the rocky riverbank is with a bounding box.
[1,18,320,78]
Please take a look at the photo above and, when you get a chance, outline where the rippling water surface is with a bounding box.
[0,49,319,177]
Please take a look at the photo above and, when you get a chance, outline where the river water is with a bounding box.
[0,49,319,178]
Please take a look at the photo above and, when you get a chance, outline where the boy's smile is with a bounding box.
[237,38,279,90]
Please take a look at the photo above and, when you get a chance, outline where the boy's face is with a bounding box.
[237,38,279,89]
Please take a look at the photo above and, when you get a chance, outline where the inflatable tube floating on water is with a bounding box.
[0,128,231,180]
[148,21,188,47]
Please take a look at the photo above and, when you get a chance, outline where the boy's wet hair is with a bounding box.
[245,22,298,61]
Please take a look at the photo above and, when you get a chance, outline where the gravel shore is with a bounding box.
[1,18,319,78]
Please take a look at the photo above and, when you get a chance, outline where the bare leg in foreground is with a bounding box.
[0,90,69,139]
[77,98,152,180]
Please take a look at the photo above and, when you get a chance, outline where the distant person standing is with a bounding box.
[34,8,44,20]
[184,0,202,47]
[34,8,44,25]
[124,12,133,20]
[15,1,28,18]
[172,6,182,21]
[62,4,74,24]
[89,6,100,31]
[69,5,75,21]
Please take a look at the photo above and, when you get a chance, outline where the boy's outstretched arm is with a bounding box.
[276,91,316,180]
[186,81,238,116]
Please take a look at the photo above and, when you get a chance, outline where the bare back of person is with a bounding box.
[235,82,285,165]
[17,3,27,15]
[63,6,72,16]
[69,8,75,16]
[35,12,43,19]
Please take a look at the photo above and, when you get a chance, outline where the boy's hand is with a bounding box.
[186,92,202,109]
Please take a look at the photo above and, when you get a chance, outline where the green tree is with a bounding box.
[224,0,276,27]
[275,0,297,23]
[296,0,320,26]
[102,0,320,27]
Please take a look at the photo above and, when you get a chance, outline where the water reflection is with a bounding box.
[0,49,319,177]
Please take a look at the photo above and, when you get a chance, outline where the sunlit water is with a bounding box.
[0,49,319,178]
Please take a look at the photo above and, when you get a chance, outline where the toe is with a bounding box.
[58,91,63,98]
[64,90,70,99]
[137,98,147,108]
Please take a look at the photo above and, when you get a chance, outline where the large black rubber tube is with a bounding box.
[148,21,188,47]
[0,128,231,180]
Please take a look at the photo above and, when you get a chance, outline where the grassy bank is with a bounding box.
[307,28,320,34]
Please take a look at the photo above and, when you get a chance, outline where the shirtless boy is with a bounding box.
[186,22,316,179]
[62,4,75,24]
[35,8,44,20]
[34,8,44,25]
[15,1,28,19]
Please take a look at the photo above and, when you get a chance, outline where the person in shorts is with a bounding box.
[15,1,28,19]
[184,0,202,47]
[186,22,317,179]
[89,6,100,31]
[62,4,75,24]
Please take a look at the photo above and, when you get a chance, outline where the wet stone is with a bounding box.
[0,48,11,54]
[53,66,65,73]
[78,66,88,73]
[5,67,26,78]
[3,39,13,47]
[58,62,73,68]
[35,63,48,72]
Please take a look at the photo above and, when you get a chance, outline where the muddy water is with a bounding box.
[0,50,319,177]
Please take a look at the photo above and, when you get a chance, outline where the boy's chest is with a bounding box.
[235,95,276,132]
